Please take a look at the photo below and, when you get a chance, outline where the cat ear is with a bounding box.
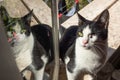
[0,6,11,25]
[22,9,33,25]
[97,9,109,29]
[77,13,87,25]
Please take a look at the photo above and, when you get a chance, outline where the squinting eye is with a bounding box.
[78,32,83,37]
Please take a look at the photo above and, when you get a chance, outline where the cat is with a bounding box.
[0,6,53,80]
[60,10,109,80]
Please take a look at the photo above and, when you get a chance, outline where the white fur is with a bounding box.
[84,74,93,80]
[75,26,101,77]
[66,69,76,80]
[79,26,97,48]
[65,41,100,80]
[65,56,70,65]
[75,41,101,73]
[65,57,76,80]
[12,33,34,60]
[83,26,91,37]
[13,23,22,33]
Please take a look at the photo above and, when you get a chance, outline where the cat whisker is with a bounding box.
[94,42,106,46]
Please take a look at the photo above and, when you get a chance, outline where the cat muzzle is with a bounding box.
[8,32,17,43]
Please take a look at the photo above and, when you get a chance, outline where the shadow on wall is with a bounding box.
[107,47,115,60]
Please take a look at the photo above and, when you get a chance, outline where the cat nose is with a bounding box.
[82,40,88,44]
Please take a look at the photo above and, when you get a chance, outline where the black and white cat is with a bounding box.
[0,6,53,80]
[60,10,109,80]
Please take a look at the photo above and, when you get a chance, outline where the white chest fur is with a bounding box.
[74,39,101,73]
[11,33,34,71]
[12,33,34,56]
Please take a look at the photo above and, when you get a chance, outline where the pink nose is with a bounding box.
[82,40,88,44]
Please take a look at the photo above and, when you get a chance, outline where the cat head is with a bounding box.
[76,10,109,49]
[0,6,33,46]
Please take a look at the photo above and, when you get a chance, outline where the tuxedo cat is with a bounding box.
[0,6,53,80]
[60,10,109,80]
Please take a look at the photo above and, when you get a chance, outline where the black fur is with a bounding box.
[31,24,53,65]
[60,26,78,61]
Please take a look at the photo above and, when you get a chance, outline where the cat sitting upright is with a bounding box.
[0,6,53,80]
[60,10,109,80]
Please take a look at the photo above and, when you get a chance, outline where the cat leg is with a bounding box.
[66,69,76,80]
[21,68,31,80]
[35,55,48,80]
[30,55,48,80]
[65,57,76,80]
[21,70,28,80]
[43,72,50,80]
[33,66,46,80]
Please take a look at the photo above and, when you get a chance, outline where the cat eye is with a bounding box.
[89,33,95,38]
[78,32,83,37]
[21,29,26,33]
